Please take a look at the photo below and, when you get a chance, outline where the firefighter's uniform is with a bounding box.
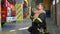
[28,13,46,34]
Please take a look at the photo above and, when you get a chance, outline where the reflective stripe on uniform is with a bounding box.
[37,18,42,23]
[33,18,43,23]
[33,18,36,22]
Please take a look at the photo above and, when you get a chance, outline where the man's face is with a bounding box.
[37,4,44,10]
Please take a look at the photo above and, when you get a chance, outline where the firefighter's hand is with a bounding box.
[34,14,39,18]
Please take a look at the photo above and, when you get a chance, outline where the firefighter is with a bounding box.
[28,3,46,34]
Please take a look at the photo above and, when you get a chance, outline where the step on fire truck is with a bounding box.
[1,0,16,26]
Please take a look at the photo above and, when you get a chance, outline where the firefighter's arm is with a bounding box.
[38,13,46,29]
[39,13,46,21]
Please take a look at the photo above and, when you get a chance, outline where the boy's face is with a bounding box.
[37,4,44,10]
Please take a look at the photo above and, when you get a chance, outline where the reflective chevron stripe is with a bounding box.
[33,18,36,22]
[16,4,23,21]
[33,18,43,23]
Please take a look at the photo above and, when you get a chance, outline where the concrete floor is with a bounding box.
[1,18,59,34]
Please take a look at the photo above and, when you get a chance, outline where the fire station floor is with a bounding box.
[1,17,59,34]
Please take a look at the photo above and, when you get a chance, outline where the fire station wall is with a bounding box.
[49,1,60,33]
[52,0,60,26]
[57,0,60,29]
[43,0,51,10]
[51,5,55,21]
[43,0,51,17]
[52,1,60,33]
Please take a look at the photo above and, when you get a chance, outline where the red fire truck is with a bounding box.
[1,0,16,26]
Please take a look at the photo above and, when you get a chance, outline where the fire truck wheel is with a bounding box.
[1,21,5,27]
[1,23,4,27]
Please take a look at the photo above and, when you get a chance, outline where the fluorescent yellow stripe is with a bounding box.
[33,18,42,23]
[16,6,21,9]
[15,4,21,9]
[16,13,23,20]
[33,18,36,22]
[16,10,22,17]
[42,31,45,34]
[15,4,21,7]
[17,7,21,11]
[16,6,21,10]
[16,4,23,21]
[16,16,23,21]
[16,8,21,14]
[16,5,22,14]
[16,11,22,17]
[37,18,42,23]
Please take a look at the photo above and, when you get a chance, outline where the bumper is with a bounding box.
[6,17,16,22]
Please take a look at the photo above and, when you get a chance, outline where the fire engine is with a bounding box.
[1,0,16,26]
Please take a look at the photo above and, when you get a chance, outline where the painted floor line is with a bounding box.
[9,27,29,32]
[9,30,16,32]
[18,27,29,30]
